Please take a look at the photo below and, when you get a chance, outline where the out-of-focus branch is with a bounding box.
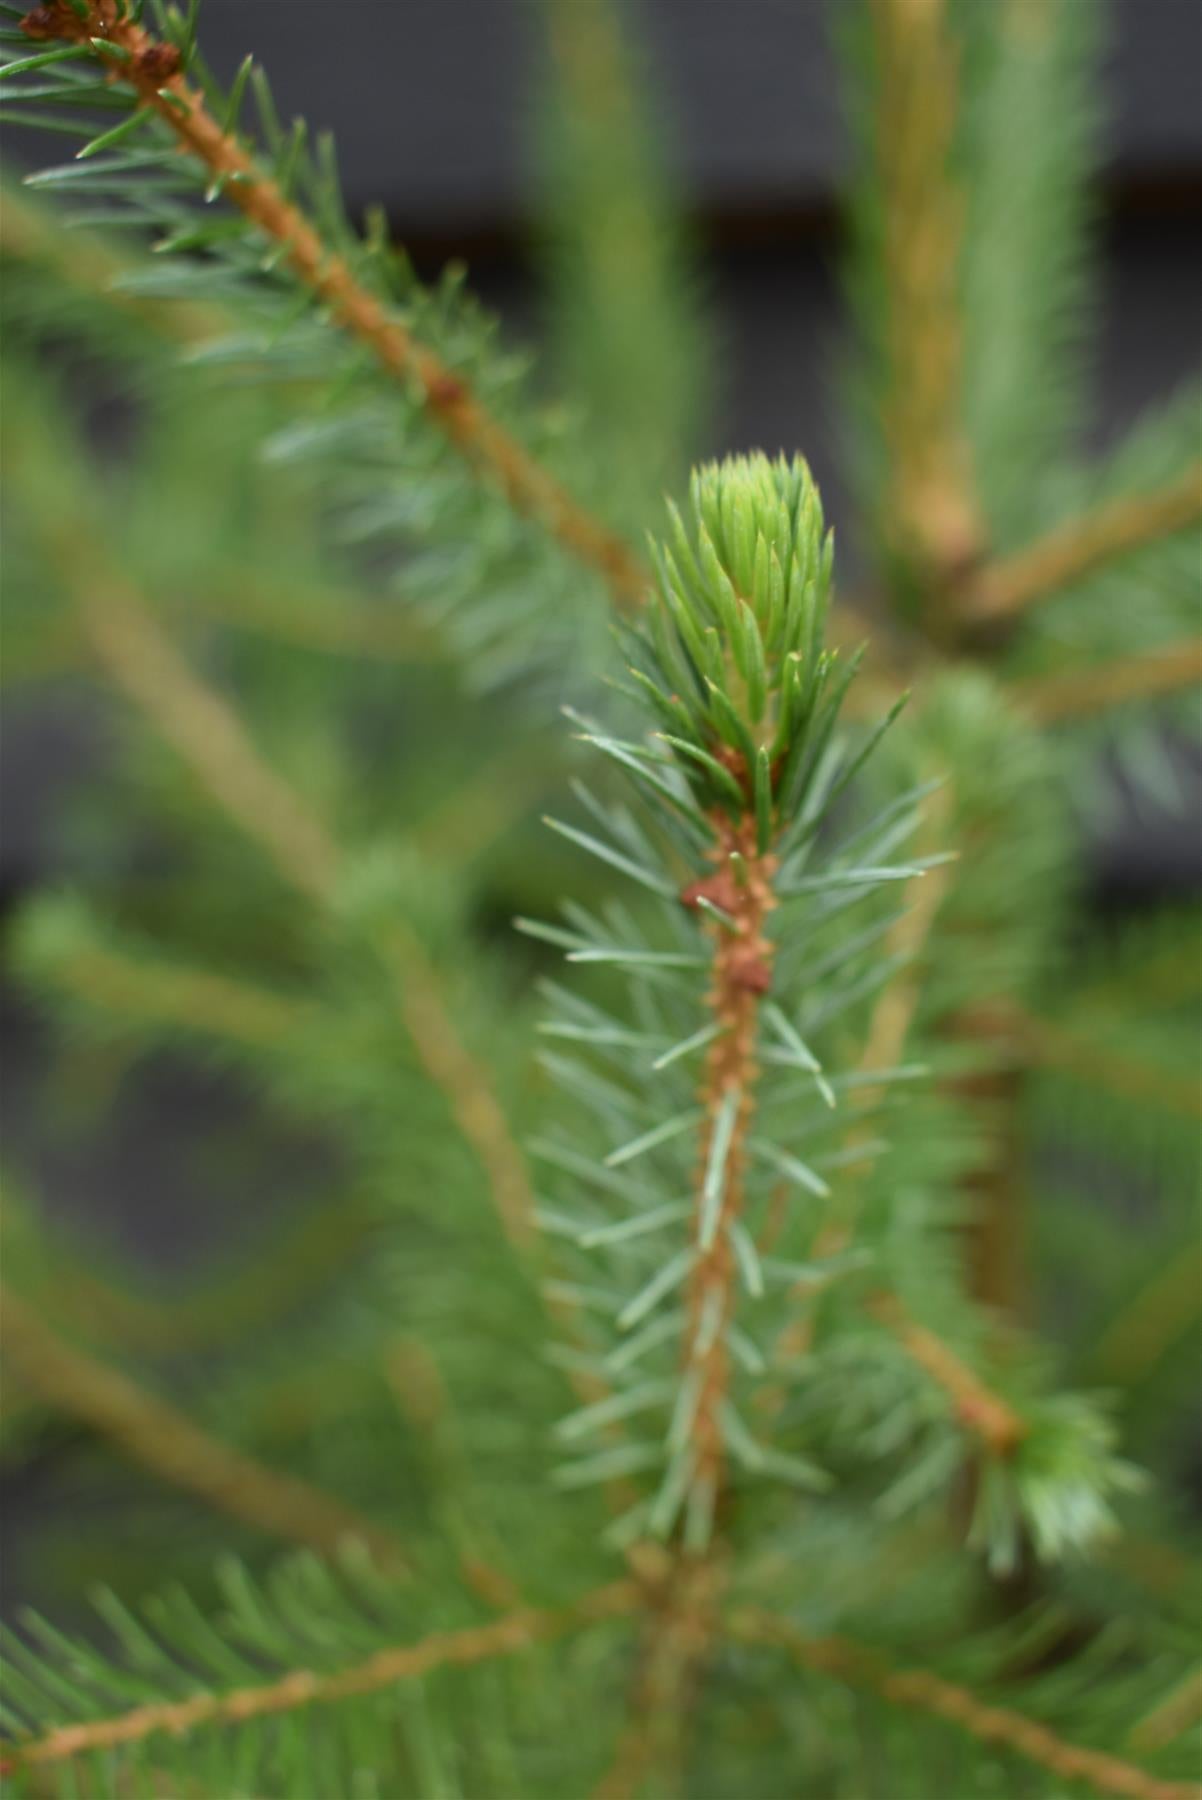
[731,1608,1201,1800]
[36,936,309,1049]
[60,554,536,1249]
[0,175,222,344]
[188,571,441,662]
[870,0,985,599]
[20,3,649,609]
[0,1285,409,1572]
[591,1556,720,1800]
[1015,637,1202,723]
[385,1338,522,1612]
[1087,1246,1201,1388]
[965,467,1202,625]
[1015,1006,1202,1120]
[866,1291,1025,1455]
[79,571,341,903]
[1129,1670,1202,1756]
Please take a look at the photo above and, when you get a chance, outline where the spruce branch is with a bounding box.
[960,0,1102,546]
[1129,1670,1202,1756]
[866,1290,1025,1457]
[35,527,536,1248]
[1017,1006,1202,1121]
[9,0,650,609]
[731,1609,1202,1800]
[385,1339,524,1614]
[187,567,441,664]
[2,1166,372,1359]
[680,807,779,1533]
[0,166,222,343]
[4,1579,639,1775]
[17,903,309,1049]
[534,454,928,1776]
[590,1554,720,1800]
[846,0,985,597]
[77,564,342,905]
[0,1285,409,1573]
[965,465,1202,626]
[2,575,443,681]
[760,790,952,1388]
[1087,1245,1201,1389]
[1016,636,1202,722]
[535,0,708,528]
[535,454,902,1541]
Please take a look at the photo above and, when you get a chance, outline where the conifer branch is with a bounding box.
[4,1182,371,1357]
[1074,931,1202,1013]
[866,0,985,593]
[590,1555,719,1800]
[761,794,951,1383]
[49,544,536,1247]
[0,169,222,343]
[958,0,1102,545]
[1087,1245,1202,1388]
[538,454,923,1788]
[537,0,708,525]
[1129,1670,1202,1756]
[1016,636,1202,722]
[191,571,441,664]
[965,465,1202,625]
[0,1285,409,1572]
[731,1609,1202,1800]
[866,1291,1025,1456]
[30,931,308,1049]
[587,546,795,1793]
[680,815,778,1530]
[2,573,441,681]
[5,1580,639,1773]
[374,927,536,1248]
[15,1,649,609]
[1017,1007,1202,1120]
[385,1339,524,1613]
[78,567,342,904]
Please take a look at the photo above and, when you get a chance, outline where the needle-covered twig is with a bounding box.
[14,1,650,607]
[965,467,1202,626]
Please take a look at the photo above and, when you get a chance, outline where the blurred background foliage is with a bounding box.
[0,0,1199,1795]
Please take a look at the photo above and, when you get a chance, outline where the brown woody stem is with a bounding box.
[22,3,648,609]
[867,1291,1025,1455]
[682,812,777,1527]
[6,1580,638,1772]
[595,810,778,1799]
[591,1557,721,1800]
[966,467,1202,625]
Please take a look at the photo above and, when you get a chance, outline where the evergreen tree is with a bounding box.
[0,2,1199,1795]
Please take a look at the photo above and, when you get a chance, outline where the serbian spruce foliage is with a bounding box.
[525,454,934,1549]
